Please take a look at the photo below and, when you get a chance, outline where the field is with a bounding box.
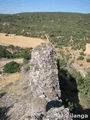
[0,33,48,48]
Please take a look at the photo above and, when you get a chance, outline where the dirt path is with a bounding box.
[0,33,49,48]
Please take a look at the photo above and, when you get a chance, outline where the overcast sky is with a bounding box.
[0,0,90,14]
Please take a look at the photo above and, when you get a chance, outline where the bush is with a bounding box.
[23,49,31,64]
[57,58,67,67]
[5,33,9,36]
[83,73,90,103]
[66,53,71,61]
[0,71,2,74]
[66,100,77,111]
[20,48,31,60]
[3,61,20,73]
[23,51,31,60]
[0,46,13,58]
[80,63,83,66]
[77,56,84,60]
[72,70,90,103]
[87,58,90,62]
[0,45,32,59]
[80,52,85,56]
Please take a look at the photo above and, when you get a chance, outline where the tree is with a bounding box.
[0,46,13,58]
[3,61,20,73]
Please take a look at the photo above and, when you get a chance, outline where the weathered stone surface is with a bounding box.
[45,107,71,120]
[29,43,60,108]
[28,43,71,119]
[0,43,71,120]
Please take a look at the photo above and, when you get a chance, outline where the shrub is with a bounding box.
[80,52,85,56]
[72,70,90,103]
[86,59,90,62]
[57,58,67,67]
[0,71,2,74]
[83,73,90,103]
[0,46,13,58]
[66,53,71,61]
[22,49,31,60]
[80,64,83,66]
[77,56,84,60]
[66,100,77,111]
[3,61,20,73]
[5,33,9,36]
[23,49,31,64]
[8,45,15,50]
[23,52,31,60]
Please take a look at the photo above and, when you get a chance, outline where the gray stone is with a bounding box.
[0,43,71,120]
[28,43,71,119]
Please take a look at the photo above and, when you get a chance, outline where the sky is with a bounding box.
[0,0,90,14]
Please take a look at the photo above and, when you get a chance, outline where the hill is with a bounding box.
[0,12,90,49]
[0,12,90,119]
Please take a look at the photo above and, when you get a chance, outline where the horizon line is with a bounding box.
[0,11,90,15]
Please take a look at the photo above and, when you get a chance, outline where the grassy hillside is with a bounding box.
[0,12,90,106]
[0,12,90,50]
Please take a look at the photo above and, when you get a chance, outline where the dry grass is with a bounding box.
[0,33,48,48]
[0,33,49,91]
[79,93,90,109]
[59,46,90,76]
[0,73,21,90]
[85,44,90,55]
